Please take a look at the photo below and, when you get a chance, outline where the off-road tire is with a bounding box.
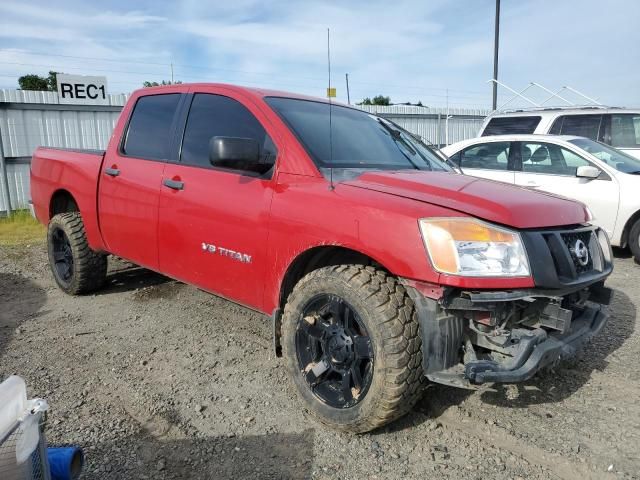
[629,218,640,264]
[281,265,424,433]
[47,212,107,295]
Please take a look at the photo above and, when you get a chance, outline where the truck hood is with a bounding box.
[344,171,589,229]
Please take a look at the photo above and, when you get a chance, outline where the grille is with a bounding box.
[561,231,594,274]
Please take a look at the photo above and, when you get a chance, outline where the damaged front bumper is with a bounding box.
[464,302,608,384]
[403,279,613,389]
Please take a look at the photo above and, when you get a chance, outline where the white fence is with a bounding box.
[0,89,126,213]
[0,90,489,214]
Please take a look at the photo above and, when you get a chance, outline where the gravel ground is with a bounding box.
[1,242,639,479]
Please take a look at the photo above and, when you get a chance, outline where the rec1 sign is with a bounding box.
[56,74,108,105]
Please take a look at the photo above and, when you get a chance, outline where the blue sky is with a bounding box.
[0,0,638,108]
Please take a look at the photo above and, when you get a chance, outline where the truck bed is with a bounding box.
[30,146,106,251]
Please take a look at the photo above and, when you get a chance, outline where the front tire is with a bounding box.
[629,218,640,264]
[47,212,107,295]
[281,265,423,433]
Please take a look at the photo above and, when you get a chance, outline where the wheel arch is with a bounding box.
[620,209,640,248]
[272,245,391,357]
[49,189,79,219]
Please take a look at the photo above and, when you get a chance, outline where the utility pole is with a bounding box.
[170,62,174,83]
[345,73,351,105]
[492,0,501,110]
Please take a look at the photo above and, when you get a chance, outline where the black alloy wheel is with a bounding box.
[295,294,374,408]
[51,227,74,286]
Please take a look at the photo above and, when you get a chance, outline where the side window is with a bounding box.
[181,94,277,175]
[548,116,563,135]
[521,142,591,176]
[481,116,541,136]
[558,115,602,141]
[611,114,640,148]
[460,142,510,170]
[123,94,181,160]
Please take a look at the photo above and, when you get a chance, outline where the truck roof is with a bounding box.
[135,82,344,106]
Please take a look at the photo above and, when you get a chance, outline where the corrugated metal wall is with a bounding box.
[0,91,489,213]
[355,105,489,146]
[0,89,126,212]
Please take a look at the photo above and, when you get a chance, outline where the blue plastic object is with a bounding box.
[47,446,84,480]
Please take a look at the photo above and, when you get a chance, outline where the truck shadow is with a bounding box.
[81,428,314,479]
[99,265,172,295]
[0,273,47,359]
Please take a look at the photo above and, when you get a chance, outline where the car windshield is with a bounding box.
[569,138,640,174]
[265,97,452,172]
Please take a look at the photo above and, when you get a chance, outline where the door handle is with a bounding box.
[163,178,184,190]
[104,167,120,177]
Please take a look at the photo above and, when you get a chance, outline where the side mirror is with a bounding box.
[576,165,600,179]
[209,136,261,169]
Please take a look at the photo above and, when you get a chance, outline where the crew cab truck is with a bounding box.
[31,84,613,433]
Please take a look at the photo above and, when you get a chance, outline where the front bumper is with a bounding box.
[464,303,608,384]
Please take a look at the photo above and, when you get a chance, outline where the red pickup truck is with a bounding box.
[31,84,613,433]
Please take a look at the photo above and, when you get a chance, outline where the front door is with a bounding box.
[513,141,619,237]
[158,91,278,310]
[99,93,182,269]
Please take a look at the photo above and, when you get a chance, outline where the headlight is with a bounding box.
[419,218,530,277]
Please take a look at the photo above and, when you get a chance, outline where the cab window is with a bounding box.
[482,116,541,135]
[550,115,603,141]
[611,114,640,148]
[180,93,277,176]
[520,142,591,176]
[460,142,510,170]
[123,94,182,160]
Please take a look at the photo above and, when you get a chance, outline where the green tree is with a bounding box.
[18,71,61,91]
[357,95,391,106]
[18,74,48,91]
[47,71,59,91]
[143,80,183,87]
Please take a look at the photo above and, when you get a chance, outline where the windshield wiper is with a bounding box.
[376,119,424,170]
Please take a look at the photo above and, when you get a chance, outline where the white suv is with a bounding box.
[478,108,640,160]
[442,134,640,261]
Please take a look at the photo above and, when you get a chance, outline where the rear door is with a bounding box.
[513,140,619,236]
[158,89,278,310]
[99,93,182,269]
[456,141,515,184]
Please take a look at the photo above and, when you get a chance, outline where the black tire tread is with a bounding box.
[629,219,640,264]
[282,264,424,433]
[48,212,107,295]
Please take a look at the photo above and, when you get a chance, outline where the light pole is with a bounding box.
[492,0,501,110]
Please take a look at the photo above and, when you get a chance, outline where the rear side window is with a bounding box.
[123,94,181,160]
[611,114,640,148]
[481,116,541,136]
[460,142,510,170]
[550,114,602,141]
[180,94,277,175]
[520,142,591,176]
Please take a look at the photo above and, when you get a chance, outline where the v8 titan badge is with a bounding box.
[201,242,252,264]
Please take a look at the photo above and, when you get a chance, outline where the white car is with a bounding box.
[442,134,640,260]
[478,107,640,160]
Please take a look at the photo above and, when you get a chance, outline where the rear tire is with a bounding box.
[47,212,107,295]
[281,265,424,433]
[629,219,640,264]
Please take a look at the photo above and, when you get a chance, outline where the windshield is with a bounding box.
[569,138,640,174]
[265,97,452,172]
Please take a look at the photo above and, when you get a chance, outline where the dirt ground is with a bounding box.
[1,242,638,480]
